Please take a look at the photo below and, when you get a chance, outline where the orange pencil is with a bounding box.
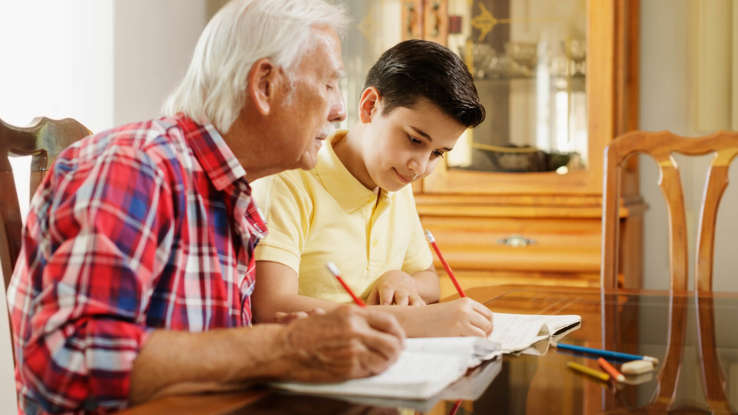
[597,357,625,382]
[326,262,366,307]
[425,230,466,297]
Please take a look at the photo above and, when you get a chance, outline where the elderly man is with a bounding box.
[6,1,405,413]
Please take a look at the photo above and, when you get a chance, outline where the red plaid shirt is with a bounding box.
[7,115,266,414]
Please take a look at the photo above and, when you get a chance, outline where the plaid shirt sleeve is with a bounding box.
[8,143,175,412]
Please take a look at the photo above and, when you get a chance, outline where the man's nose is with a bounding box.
[328,91,346,123]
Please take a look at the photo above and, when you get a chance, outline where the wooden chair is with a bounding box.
[0,117,91,290]
[602,130,738,292]
[601,130,738,413]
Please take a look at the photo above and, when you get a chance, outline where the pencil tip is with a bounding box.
[325,262,340,276]
[424,229,434,242]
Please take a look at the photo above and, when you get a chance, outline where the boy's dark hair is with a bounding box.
[364,39,485,127]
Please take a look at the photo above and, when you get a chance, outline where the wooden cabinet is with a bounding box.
[401,0,449,45]
[405,0,643,295]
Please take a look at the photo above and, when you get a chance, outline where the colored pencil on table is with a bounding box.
[567,361,610,382]
[326,262,366,307]
[424,229,466,297]
[597,357,625,382]
[553,342,659,364]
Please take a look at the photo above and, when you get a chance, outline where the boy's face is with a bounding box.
[360,95,465,192]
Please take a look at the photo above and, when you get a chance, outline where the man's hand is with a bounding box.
[366,270,425,306]
[278,305,405,382]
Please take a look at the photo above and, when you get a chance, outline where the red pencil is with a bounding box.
[449,399,463,415]
[424,230,466,297]
[326,262,366,307]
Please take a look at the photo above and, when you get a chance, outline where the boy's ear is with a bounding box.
[358,87,381,123]
[246,58,282,115]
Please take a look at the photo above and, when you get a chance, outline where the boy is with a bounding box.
[252,40,492,337]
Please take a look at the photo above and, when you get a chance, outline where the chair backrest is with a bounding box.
[0,117,91,290]
[601,130,738,292]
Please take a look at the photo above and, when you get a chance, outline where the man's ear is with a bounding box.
[358,87,381,123]
[246,58,281,115]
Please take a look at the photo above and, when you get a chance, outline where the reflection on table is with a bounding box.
[121,285,738,415]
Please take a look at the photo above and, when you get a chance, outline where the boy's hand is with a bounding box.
[367,270,425,306]
[406,298,493,337]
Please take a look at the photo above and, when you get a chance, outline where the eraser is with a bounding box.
[621,360,655,375]
[621,371,653,385]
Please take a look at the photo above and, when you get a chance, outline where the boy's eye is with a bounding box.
[431,150,446,159]
[407,134,422,144]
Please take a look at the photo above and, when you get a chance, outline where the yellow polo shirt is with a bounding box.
[252,131,433,303]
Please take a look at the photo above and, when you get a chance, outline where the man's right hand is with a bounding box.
[278,305,405,382]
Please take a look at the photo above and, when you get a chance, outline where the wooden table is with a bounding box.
[121,285,738,414]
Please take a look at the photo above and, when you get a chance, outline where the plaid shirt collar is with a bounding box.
[178,114,247,191]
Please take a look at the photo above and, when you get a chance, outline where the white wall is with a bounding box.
[113,0,207,125]
[640,0,738,292]
[0,1,114,131]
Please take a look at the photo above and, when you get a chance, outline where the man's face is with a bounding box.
[360,97,466,192]
[273,26,346,170]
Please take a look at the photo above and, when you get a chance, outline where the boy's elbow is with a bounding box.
[252,299,277,323]
[252,292,290,323]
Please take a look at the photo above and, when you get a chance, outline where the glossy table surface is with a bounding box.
[122,285,738,414]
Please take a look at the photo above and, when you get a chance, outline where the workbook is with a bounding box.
[271,313,580,400]
[271,336,502,400]
[335,358,503,413]
[489,312,582,354]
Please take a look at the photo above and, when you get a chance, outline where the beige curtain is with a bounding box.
[690,0,738,131]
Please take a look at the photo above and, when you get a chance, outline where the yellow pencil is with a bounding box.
[567,361,610,382]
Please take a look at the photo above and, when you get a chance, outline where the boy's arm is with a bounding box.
[253,261,340,322]
[254,260,491,337]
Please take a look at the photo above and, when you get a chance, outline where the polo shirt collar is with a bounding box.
[178,114,247,191]
[315,130,393,213]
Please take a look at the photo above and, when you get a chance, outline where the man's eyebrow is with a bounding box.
[410,126,453,151]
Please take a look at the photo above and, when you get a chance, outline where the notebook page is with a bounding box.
[488,313,548,352]
[273,351,469,399]
[542,315,581,336]
[335,358,505,414]
[405,337,501,362]
[489,313,582,352]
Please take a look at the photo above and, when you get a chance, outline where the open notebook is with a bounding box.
[272,312,580,400]
[489,312,582,354]
[272,336,501,400]
[334,358,503,413]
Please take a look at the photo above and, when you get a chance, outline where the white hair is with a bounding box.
[162,0,348,133]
